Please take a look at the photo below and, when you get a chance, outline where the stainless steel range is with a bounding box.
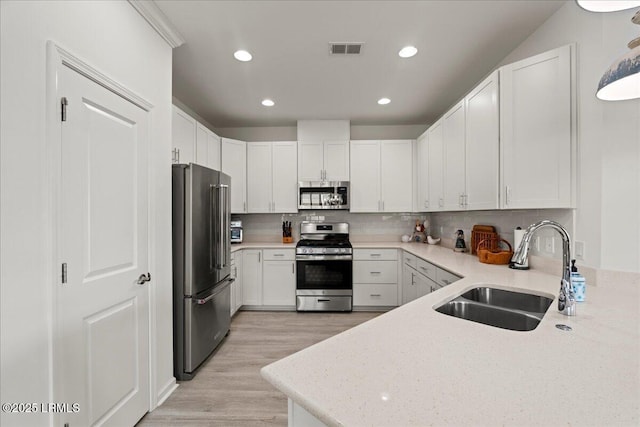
[296,222,353,312]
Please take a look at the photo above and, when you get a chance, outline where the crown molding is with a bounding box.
[128,0,185,48]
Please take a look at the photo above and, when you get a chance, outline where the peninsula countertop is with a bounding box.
[259,242,640,426]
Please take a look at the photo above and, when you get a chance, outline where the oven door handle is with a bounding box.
[295,255,353,261]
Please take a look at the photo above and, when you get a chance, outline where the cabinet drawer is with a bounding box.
[353,261,397,284]
[353,249,397,261]
[402,252,417,269]
[416,258,437,281]
[263,249,295,261]
[353,284,398,306]
[436,268,461,287]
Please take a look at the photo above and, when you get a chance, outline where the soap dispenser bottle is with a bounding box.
[570,259,586,302]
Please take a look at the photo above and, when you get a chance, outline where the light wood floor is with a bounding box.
[138,310,381,426]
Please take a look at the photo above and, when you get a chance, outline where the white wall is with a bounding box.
[0,2,174,426]
[497,2,639,272]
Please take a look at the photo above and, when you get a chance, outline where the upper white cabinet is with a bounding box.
[221,138,247,213]
[427,121,444,211]
[416,131,429,211]
[465,71,499,210]
[171,105,196,164]
[247,141,297,213]
[442,100,466,211]
[196,123,221,170]
[350,140,413,213]
[500,45,573,209]
[298,140,349,181]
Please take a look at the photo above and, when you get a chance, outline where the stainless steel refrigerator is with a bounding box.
[172,163,233,381]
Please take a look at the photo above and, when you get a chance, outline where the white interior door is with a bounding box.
[56,64,150,427]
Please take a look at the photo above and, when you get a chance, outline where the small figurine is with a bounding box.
[454,229,467,252]
[412,219,426,242]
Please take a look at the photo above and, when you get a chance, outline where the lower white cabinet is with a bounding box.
[402,251,460,304]
[230,250,243,316]
[242,249,262,306]
[241,248,296,309]
[262,249,296,307]
[353,249,399,308]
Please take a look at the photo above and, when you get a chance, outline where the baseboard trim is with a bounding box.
[156,377,178,408]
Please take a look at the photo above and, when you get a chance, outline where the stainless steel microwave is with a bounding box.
[298,181,349,210]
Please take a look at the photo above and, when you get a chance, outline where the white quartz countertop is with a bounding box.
[260,242,640,426]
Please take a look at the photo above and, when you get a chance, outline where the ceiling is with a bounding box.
[156,0,566,128]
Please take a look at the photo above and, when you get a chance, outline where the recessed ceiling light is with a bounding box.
[576,1,640,12]
[234,50,252,62]
[261,99,275,107]
[398,46,418,58]
[377,98,391,105]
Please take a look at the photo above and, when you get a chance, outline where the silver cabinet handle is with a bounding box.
[442,279,451,285]
[370,271,381,274]
[370,294,381,297]
[273,253,284,257]
[439,197,444,207]
[505,186,511,206]
[370,253,381,257]
[292,263,295,274]
[137,272,151,285]
[258,252,261,262]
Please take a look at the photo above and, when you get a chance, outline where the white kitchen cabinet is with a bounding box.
[247,141,297,213]
[171,105,196,164]
[465,71,499,210]
[349,141,380,212]
[500,44,573,209]
[298,140,349,181]
[196,123,221,171]
[230,251,243,316]
[402,252,434,304]
[353,249,399,309]
[242,249,262,306]
[262,249,296,307]
[221,137,247,213]
[427,120,444,211]
[442,100,466,211]
[350,140,413,213]
[416,131,429,210]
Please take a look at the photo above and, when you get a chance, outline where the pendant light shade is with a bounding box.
[597,40,640,101]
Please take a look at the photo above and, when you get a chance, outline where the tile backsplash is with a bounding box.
[236,211,427,243]
[236,208,573,261]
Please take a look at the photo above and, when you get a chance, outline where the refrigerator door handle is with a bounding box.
[194,277,235,304]
[209,184,216,271]
[219,184,230,269]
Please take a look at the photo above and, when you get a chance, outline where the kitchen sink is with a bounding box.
[435,287,553,332]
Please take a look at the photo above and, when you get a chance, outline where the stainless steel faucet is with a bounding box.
[511,220,576,316]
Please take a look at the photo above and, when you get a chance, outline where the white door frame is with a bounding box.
[45,40,158,425]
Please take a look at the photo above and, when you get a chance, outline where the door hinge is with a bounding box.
[61,262,68,284]
[61,97,68,122]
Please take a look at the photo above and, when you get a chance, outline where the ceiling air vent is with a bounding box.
[329,43,363,55]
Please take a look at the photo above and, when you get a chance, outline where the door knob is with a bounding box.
[137,272,151,285]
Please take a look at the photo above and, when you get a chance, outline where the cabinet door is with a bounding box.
[298,141,324,181]
[427,120,444,211]
[415,273,433,298]
[172,105,196,164]
[402,265,417,304]
[195,123,209,167]
[208,131,221,171]
[242,250,262,305]
[380,140,413,212]
[500,45,572,209]
[221,138,247,213]
[349,141,381,212]
[246,142,273,213]
[442,101,466,211]
[324,140,350,181]
[272,141,298,213]
[416,132,429,210]
[262,260,296,306]
[465,71,499,210]
[233,251,243,313]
